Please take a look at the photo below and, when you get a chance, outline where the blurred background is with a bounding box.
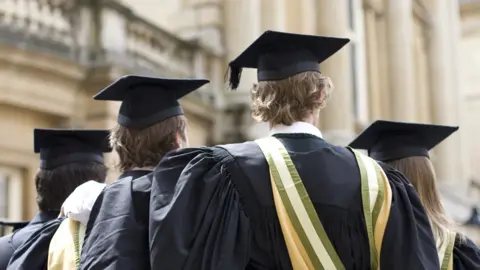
[1,0,480,241]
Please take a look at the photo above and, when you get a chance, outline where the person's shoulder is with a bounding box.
[0,233,13,268]
[216,141,262,160]
[454,234,480,269]
[0,233,12,249]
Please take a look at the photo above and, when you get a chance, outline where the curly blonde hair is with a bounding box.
[110,115,186,172]
[250,71,333,126]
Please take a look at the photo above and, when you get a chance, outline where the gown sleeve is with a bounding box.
[6,218,64,270]
[379,163,440,270]
[453,235,480,270]
[149,147,251,270]
[79,174,152,270]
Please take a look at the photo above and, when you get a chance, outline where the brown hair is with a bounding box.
[35,162,107,212]
[250,71,333,126]
[110,115,187,172]
[387,156,453,244]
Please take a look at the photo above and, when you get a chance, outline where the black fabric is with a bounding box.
[93,75,209,129]
[453,234,480,270]
[0,221,29,232]
[79,170,152,270]
[0,211,59,270]
[149,133,439,269]
[117,106,184,130]
[6,218,64,270]
[34,129,111,169]
[39,153,105,170]
[258,61,321,81]
[349,120,459,162]
[256,49,321,81]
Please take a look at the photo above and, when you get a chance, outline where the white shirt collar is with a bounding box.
[269,122,323,138]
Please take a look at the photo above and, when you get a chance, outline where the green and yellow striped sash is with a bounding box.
[438,231,456,270]
[48,218,86,270]
[348,147,392,270]
[255,137,392,270]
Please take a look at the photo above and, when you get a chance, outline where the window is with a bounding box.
[350,44,358,116]
[348,0,368,124]
[0,167,23,221]
[348,0,355,31]
[0,174,8,219]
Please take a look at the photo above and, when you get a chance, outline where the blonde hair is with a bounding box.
[110,115,186,172]
[250,71,333,126]
[386,156,453,244]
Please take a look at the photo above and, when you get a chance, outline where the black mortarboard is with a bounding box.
[34,129,112,170]
[93,75,210,129]
[348,120,459,162]
[227,30,350,90]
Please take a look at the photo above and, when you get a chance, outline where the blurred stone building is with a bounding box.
[1,0,479,239]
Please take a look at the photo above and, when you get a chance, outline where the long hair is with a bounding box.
[386,156,452,244]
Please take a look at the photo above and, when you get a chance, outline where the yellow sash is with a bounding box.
[255,137,392,270]
[48,218,85,270]
[438,231,456,270]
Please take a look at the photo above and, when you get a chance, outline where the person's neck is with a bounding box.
[269,117,317,129]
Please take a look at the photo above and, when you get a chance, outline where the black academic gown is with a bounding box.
[6,217,64,270]
[0,211,59,270]
[79,170,152,270]
[149,133,439,270]
[453,235,480,270]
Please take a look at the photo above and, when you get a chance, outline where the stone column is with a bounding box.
[299,0,317,34]
[317,0,355,145]
[223,0,260,101]
[386,0,416,121]
[429,0,463,185]
[223,0,263,140]
[364,9,382,121]
[260,0,286,31]
[173,0,223,54]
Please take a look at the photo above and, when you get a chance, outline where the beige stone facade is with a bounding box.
[1,0,480,240]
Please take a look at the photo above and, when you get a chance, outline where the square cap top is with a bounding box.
[34,128,111,169]
[94,75,210,129]
[348,120,459,162]
[227,30,350,90]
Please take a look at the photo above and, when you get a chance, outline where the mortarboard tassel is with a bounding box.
[225,63,242,91]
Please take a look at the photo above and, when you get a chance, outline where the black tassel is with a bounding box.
[225,64,242,91]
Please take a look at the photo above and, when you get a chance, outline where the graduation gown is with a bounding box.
[453,235,480,270]
[149,133,439,269]
[4,212,61,270]
[79,170,152,270]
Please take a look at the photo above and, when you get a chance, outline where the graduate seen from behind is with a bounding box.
[148,30,439,270]
[5,129,111,270]
[349,120,480,270]
[63,76,208,270]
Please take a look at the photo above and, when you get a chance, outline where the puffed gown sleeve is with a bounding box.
[7,218,64,270]
[378,163,440,269]
[149,147,251,270]
[453,235,480,270]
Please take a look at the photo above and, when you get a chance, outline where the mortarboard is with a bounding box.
[227,30,350,90]
[34,129,112,170]
[348,120,459,162]
[93,75,210,129]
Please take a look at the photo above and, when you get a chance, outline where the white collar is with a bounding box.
[269,122,323,138]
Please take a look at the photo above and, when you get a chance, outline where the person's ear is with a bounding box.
[175,132,188,148]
